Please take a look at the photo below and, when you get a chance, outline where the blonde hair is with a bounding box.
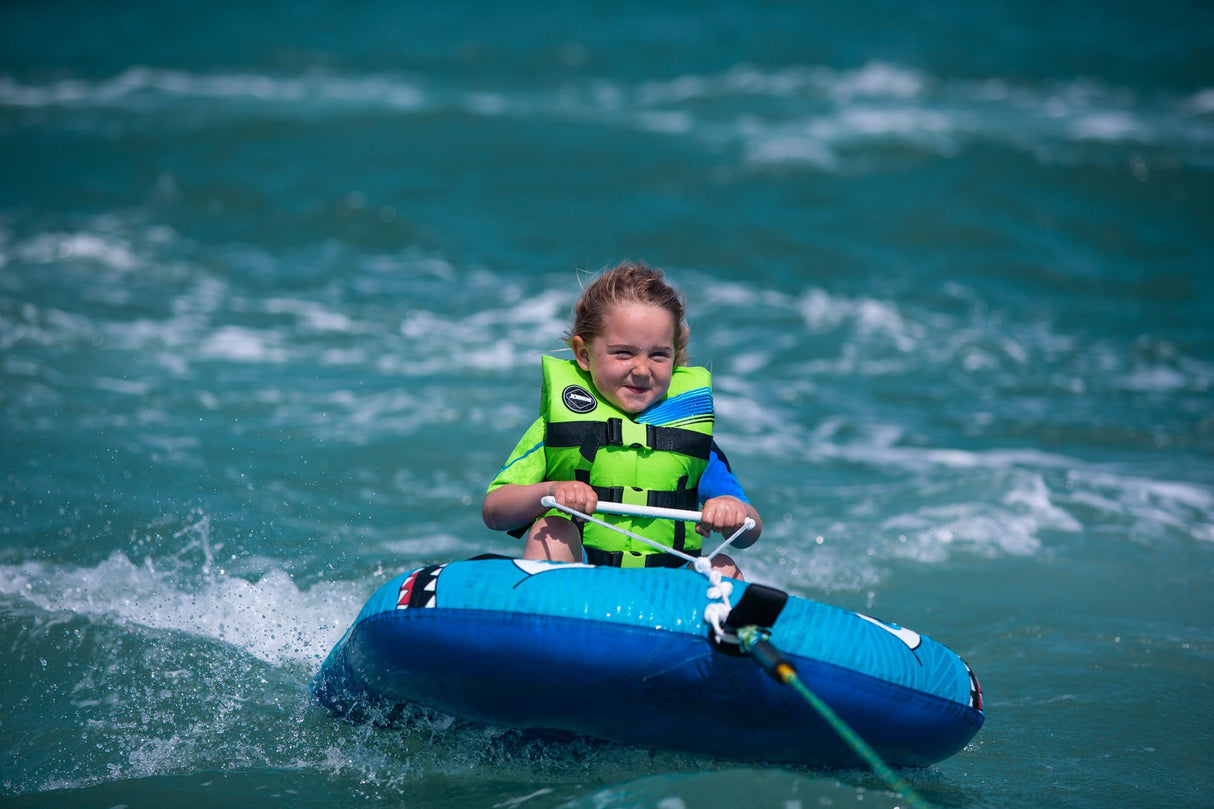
[566,261,690,366]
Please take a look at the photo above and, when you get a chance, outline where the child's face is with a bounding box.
[572,303,676,414]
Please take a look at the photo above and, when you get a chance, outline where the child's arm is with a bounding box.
[697,495,762,549]
[482,480,599,532]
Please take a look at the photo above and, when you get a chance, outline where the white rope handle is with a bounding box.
[538,495,754,561]
[539,496,699,563]
[581,499,704,524]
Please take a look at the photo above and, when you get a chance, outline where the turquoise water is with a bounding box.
[2,2,1212,807]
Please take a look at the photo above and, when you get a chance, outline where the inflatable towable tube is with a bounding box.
[315,558,985,767]
[313,557,984,768]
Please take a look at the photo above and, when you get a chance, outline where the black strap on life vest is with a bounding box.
[545,418,713,463]
[575,479,698,512]
[584,546,698,569]
[574,473,696,552]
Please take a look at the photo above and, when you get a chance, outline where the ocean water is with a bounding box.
[2,1,1212,807]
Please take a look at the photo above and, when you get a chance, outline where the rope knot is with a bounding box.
[706,580,733,601]
[703,602,731,640]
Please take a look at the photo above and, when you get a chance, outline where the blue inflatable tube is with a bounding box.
[313,558,983,768]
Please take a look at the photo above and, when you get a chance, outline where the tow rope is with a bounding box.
[737,625,933,809]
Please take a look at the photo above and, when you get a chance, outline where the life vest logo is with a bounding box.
[562,385,597,413]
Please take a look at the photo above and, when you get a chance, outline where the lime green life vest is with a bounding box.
[539,356,714,565]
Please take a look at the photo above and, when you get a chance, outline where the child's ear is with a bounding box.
[571,336,591,371]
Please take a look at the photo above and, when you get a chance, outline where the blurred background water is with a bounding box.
[1,1,1212,807]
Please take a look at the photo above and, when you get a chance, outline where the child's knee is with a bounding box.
[710,553,744,581]
[523,516,582,562]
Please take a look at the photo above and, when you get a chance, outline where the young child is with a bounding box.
[482,261,762,579]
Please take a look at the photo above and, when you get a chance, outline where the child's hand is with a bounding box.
[697,495,752,538]
[545,480,599,516]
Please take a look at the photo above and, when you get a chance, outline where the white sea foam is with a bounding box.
[713,390,788,440]
[878,470,1083,562]
[795,288,923,352]
[264,298,367,334]
[741,104,959,168]
[305,388,452,444]
[1186,88,1214,114]
[635,109,695,134]
[1070,111,1145,141]
[5,62,1209,171]
[198,325,289,363]
[829,62,926,101]
[15,230,140,272]
[394,287,568,374]
[0,548,361,669]
[1068,470,1214,544]
[0,67,427,111]
[637,61,926,105]
[743,134,839,169]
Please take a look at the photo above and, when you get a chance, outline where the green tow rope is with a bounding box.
[736,626,933,809]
